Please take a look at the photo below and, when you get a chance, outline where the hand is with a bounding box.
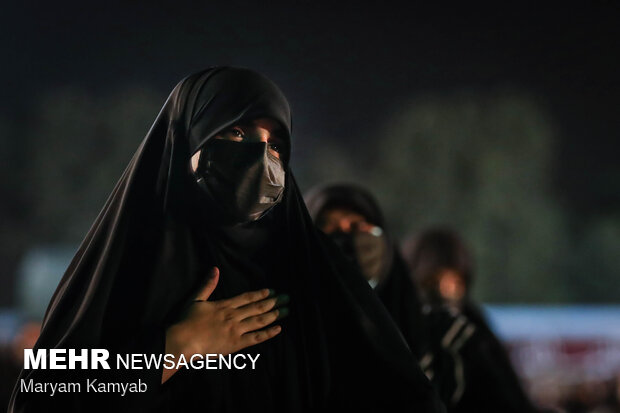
[162,267,288,383]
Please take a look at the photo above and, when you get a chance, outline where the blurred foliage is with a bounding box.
[298,90,619,303]
[3,87,618,305]
[567,215,620,302]
[26,87,164,243]
[369,92,570,303]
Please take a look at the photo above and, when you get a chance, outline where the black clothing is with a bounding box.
[419,301,540,413]
[305,184,474,408]
[305,184,426,358]
[403,228,541,412]
[305,185,470,408]
[307,186,540,411]
[10,68,443,413]
[454,302,539,413]
[305,184,386,229]
[0,345,21,411]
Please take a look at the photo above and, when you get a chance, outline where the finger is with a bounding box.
[234,297,277,320]
[238,307,286,333]
[195,267,219,301]
[221,288,272,309]
[240,325,282,347]
[235,294,289,320]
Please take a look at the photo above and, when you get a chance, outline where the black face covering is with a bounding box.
[195,139,285,225]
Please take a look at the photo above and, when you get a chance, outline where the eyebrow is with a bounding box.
[269,130,286,144]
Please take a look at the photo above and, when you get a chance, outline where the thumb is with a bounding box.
[195,266,219,301]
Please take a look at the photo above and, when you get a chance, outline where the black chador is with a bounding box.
[10,68,444,413]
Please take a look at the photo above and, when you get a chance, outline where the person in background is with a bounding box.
[403,228,544,412]
[305,184,425,358]
[306,184,462,407]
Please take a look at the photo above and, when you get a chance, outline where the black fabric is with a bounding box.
[305,184,425,358]
[449,302,539,413]
[0,345,22,411]
[9,67,443,413]
[401,228,474,302]
[306,185,540,411]
[374,253,426,358]
[417,306,462,406]
[402,228,540,412]
[305,184,385,229]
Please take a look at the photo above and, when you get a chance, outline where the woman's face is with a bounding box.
[191,117,287,172]
[319,207,375,235]
[436,268,466,303]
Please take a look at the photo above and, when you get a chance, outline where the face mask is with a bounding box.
[328,228,390,284]
[194,139,285,225]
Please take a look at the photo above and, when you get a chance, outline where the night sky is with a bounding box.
[2,2,619,219]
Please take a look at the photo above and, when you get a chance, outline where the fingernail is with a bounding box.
[267,289,276,297]
[276,294,290,305]
[277,307,289,319]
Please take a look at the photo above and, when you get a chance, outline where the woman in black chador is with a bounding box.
[305,184,426,359]
[403,228,541,413]
[9,67,443,413]
[306,184,461,405]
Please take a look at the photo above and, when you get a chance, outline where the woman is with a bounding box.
[10,67,443,412]
[403,228,540,413]
[306,184,461,404]
[305,184,425,358]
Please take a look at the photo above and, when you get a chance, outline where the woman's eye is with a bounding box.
[269,143,282,154]
[230,128,245,138]
[218,127,245,140]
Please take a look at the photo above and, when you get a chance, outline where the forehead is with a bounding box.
[246,117,286,141]
[184,68,292,153]
[251,117,279,129]
[321,207,369,222]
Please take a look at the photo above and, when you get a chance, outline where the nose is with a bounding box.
[337,219,353,233]
[254,126,271,143]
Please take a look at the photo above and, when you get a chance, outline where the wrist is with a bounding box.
[165,325,188,359]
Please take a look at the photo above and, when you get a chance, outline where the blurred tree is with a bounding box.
[0,115,32,305]
[367,91,574,303]
[567,215,620,302]
[8,87,618,305]
[26,87,165,243]
[300,90,576,303]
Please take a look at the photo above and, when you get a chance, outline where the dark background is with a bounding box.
[1,2,619,307]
